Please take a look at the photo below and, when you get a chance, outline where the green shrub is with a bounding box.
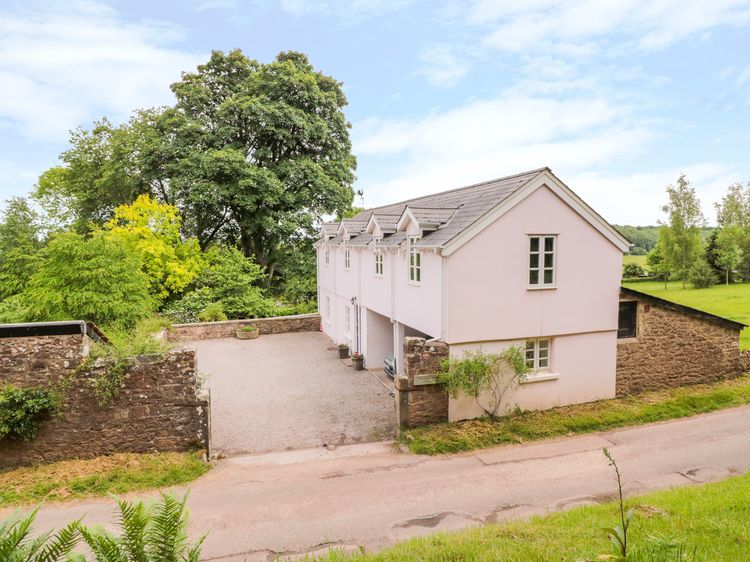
[623,263,646,278]
[164,247,275,322]
[0,508,80,561]
[197,302,227,322]
[688,258,718,289]
[0,386,59,441]
[0,294,25,323]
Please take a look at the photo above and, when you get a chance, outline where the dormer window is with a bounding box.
[344,248,351,270]
[409,236,421,283]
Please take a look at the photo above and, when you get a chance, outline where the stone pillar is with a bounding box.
[395,337,449,428]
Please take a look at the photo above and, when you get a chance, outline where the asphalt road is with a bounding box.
[4,406,750,561]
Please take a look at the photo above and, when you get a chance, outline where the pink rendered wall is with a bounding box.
[393,247,443,338]
[449,330,617,420]
[444,185,623,344]
[361,248,392,319]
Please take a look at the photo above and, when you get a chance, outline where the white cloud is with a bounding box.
[573,164,739,225]
[279,0,412,21]
[354,91,651,207]
[353,87,740,225]
[418,45,471,87]
[469,0,750,53]
[0,1,204,141]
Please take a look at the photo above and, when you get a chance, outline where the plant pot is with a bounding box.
[352,357,364,371]
[338,346,350,359]
[236,328,259,340]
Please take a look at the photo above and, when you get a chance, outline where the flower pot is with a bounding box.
[236,328,259,340]
[338,346,350,359]
[352,357,364,371]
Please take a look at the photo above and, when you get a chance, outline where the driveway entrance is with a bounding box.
[191,331,395,456]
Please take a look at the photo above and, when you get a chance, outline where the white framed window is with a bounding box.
[525,339,551,371]
[344,248,351,270]
[529,235,556,287]
[409,236,421,283]
[345,306,351,334]
[325,248,330,266]
[374,252,383,276]
[325,296,331,319]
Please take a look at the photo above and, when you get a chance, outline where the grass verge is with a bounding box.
[402,375,750,455]
[322,472,750,561]
[0,452,209,508]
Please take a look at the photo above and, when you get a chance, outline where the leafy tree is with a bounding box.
[688,257,718,289]
[32,112,164,230]
[715,182,750,228]
[104,195,204,300]
[646,241,671,288]
[714,225,744,284]
[20,232,155,328]
[152,49,356,276]
[0,197,43,301]
[657,175,705,286]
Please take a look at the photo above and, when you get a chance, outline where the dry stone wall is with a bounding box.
[0,334,208,469]
[616,298,743,395]
[166,313,321,341]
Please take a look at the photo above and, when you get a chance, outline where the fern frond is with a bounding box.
[35,520,81,562]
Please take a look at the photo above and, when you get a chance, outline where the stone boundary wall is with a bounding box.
[0,334,208,469]
[616,297,743,396]
[741,349,750,373]
[166,313,321,341]
[395,337,449,428]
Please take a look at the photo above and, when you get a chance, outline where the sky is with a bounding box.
[1,0,750,225]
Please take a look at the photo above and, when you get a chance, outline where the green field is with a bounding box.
[623,254,648,269]
[623,281,750,349]
[323,472,750,561]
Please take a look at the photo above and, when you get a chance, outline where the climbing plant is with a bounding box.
[436,347,529,420]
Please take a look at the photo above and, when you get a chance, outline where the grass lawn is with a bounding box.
[323,472,750,561]
[623,254,648,269]
[623,280,750,349]
[402,375,750,455]
[0,452,209,509]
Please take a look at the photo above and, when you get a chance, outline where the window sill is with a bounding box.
[521,372,559,384]
[527,285,557,291]
[408,281,421,287]
[617,336,638,344]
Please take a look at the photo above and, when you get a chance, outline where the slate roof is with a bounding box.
[406,207,458,227]
[348,167,547,248]
[369,213,401,232]
[348,233,373,246]
[321,222,339,237]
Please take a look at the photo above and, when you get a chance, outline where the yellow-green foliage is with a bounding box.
[104,195,204,300]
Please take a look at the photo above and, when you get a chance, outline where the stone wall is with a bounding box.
[616,297,743,395]
[0,334,208,469]
[742,350,750,373]
[395,337,449,428]
[166,313,321,341]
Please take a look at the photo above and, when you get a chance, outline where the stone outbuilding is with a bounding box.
[616,286,747,395]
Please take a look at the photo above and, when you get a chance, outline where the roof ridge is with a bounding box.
[359,167,550,215]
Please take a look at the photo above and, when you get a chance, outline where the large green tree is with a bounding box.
[159,50,355,275]
[20,232,155,328]
[714,181,750,281]
[0,197,43,301]
[657,175,705,285]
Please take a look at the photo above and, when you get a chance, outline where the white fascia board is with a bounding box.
[395,207,419,232]
[365,214,379,235]
[441,170,631,256]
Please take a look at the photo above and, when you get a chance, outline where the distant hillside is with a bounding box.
[614,225,716,255]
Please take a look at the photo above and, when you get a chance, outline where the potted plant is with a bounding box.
[338,343,350,359]
[352,352,364,371]
[236,325,259,340]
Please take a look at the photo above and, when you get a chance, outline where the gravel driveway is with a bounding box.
[189,332,395,456]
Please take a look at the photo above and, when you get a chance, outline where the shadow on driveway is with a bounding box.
[190,331,396,456]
